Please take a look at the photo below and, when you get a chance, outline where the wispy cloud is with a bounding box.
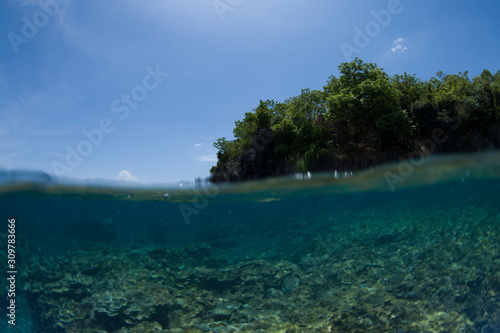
[195,155,217,162]
[391,38,408,53]
[117,170,138,182]
[194,143,203,147]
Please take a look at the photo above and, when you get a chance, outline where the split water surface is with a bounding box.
[1,152,499,332]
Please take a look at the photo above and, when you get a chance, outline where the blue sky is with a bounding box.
[1,0,499,183]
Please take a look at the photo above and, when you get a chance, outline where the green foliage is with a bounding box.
[212,137,240,169]
[391,72,426,111]
[211,58,500,178]
[376,108,415,147]
[324,58,414,149]
[286,89,327,123]
[271,89,332,164]
[233,99,279,148]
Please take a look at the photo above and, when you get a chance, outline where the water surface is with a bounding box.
[1,152,499,332]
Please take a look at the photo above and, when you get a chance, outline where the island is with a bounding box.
[210,59,500,182]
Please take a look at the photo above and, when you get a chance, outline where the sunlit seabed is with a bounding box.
[0,152,499,332]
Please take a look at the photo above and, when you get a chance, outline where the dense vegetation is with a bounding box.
[210,58,500,182]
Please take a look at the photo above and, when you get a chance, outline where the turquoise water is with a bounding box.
[1,152,500,332]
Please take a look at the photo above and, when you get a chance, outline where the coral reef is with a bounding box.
[20,202,500,332]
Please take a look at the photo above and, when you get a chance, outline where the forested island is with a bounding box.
[210,59,500,182]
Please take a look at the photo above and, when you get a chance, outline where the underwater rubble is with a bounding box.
[18,204,500,332]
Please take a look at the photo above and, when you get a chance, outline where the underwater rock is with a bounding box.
[20,203,500,332]
[265,288,283,298]
[281,274,300,293]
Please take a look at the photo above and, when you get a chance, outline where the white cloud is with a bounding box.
[195,155,217,162]
[391,38,408,53]
[194,143,203,147]
[391,44,408,52]
[117,170,138,182]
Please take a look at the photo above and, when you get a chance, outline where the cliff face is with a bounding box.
[209,123,500,184]
[210,128,287,183]
[209,120,406,183]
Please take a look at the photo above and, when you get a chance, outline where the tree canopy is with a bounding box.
[210,59,500,182]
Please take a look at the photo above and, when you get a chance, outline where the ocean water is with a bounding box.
[1,152,500,332]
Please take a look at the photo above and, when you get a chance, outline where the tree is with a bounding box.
[324,58,414,150]
[210,59,499,182]
[391,72,426,112]
[212,137,239,166]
